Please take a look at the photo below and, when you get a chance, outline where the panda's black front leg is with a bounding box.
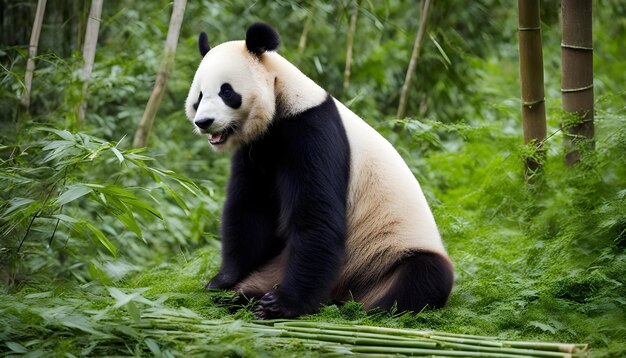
[254,164,348,319]
[206,149,281,290]
[253,218,346,319]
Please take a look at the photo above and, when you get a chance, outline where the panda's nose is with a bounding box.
[195,117,214,130]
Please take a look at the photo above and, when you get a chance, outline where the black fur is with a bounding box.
[207,95,350,318]
[199,32,210,57]
[219,83,242,109]
[372,250,454,312]
[245,23,280,56]
[193,92,203,111]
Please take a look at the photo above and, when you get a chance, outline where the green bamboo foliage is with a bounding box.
[517,0,547,178]
[561,0,594,165]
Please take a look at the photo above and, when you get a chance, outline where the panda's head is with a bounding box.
[185,23,280,151]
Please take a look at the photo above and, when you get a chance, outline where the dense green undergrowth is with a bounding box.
[1,110,624,356]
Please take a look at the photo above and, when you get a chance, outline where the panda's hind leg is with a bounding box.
[362,250,454,313]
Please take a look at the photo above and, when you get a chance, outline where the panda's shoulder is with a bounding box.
[251,95,348,166]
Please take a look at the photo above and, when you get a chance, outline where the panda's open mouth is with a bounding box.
[208,126,235,145]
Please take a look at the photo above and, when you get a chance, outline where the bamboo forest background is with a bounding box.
[1,0,625,356]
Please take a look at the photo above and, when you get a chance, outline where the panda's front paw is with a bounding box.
[205,271,238,290]
[254,292,299,319]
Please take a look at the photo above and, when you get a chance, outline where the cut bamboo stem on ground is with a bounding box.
[133,313,589,357]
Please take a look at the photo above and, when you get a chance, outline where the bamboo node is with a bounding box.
[561,84,593,93]
[522,98,545,107]
[561,43,593,51]
[518,26,541,31]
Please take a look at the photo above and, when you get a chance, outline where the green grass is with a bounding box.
[2,110,624,356]
[0,111,626,357]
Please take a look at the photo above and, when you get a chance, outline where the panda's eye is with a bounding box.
[218,83,242,109]
[219,83,234,99]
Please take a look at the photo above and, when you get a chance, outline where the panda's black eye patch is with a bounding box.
[219,83,242,109]
[193,91,203,111]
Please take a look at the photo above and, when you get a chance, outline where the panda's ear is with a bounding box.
[245,23,280,57]
[199,32,210,57]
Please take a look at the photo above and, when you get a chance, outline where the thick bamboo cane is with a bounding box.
[518,0,547,177]
[561,0,594,165]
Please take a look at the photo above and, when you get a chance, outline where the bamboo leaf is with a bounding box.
[528,321,557,334]
[55,185,93,206]
[3,197,35,216]
[110,147,124,163]
[117,211,145,243]
[37,127,75,141]
[145,338,161,356]
[82,221,116,256]
[85,183,135,199]
[42,140,74,151]
[122,197,163,219]
[51,214,80,223]
[429,33,451,68]
[159,181,188,211]
[107,287,153,308]
[6,342,27,353]
[88,261,113,285]
[127,301,141,323]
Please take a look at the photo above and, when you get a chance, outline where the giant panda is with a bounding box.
[185,23,453,319]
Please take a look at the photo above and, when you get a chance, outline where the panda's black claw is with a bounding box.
[259,292,278,305]
[205,271,238,290]
[254,292,301,319]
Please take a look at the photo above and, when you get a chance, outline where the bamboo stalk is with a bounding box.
[342,0,359,96]
[273,330,438,348]
[431,340,575,357]
[298,11,313,53]
[396,0,432,119]
[518,0,547,178]
[20,0,47,112]
[264,325,417,341]
[501,340,587,354]
[561,0,594,165]
[133,0,187,148]
[350,345,539,357]
[76,0,103,128]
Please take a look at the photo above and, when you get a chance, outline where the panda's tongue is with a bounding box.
[209,132,224,144]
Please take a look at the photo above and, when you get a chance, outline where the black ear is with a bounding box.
[245,23,280,56]
[199,32,210,57]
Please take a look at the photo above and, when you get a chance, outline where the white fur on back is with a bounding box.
[335,99,446,257]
